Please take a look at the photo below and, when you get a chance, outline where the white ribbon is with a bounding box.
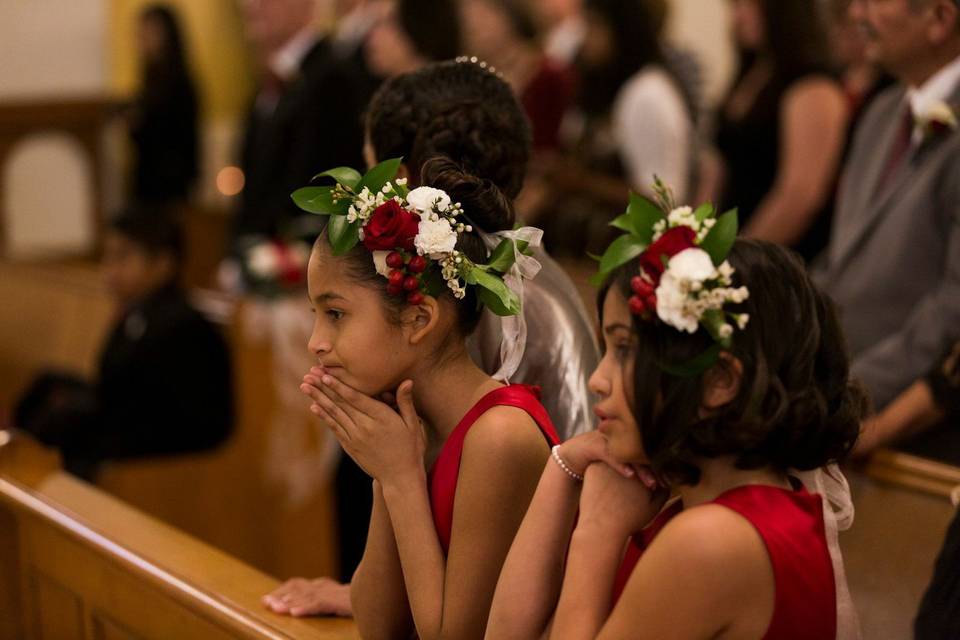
[793,464,861,640]
[476,226,543,382]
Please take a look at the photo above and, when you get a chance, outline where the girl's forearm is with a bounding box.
[381,470,449,640]
[550,522,627,640]
[485,462,582,640]
[351,481,413,639]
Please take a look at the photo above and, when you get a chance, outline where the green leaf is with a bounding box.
[291,186,338,215]
[699,208,739,266]
[485,239,519,273]
[589,271,609,288]
[472,269,521,316]
[328,215,360,255]
[693,203,714,223]
[657,343,723,377]
[314,167,362,190]
[626,193,666,244]
[610,213,639,235]
[597,234,646,278]
[358,157,403,193]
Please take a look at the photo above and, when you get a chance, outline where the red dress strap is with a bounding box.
[610,486,836,640]
[428,384,560,554]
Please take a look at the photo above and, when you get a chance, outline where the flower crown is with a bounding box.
[291,158,530,316]
[593,180,749,374]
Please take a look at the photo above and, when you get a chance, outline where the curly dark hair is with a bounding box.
[317,157,515,337]
[600,239,866,485]
[365,60,532,199]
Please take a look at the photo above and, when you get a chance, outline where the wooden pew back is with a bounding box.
[0,436,355,639]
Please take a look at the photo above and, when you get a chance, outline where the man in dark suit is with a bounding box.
[231,0,372,250]
[815,0,960,446]
[15,210,234,480]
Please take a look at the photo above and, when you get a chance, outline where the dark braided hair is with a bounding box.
[366,59,532,199]
[600,239,866,485]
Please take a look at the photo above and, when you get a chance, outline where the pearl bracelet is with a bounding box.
[551,445,583,482]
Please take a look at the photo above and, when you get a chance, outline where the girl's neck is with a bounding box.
[408,348,503,443]
[677,457,792,509]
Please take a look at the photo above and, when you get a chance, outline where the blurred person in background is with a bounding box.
[364,0,461,79]
[228,0,368,263]
[529,0,696,257]
[461,0,575,152]
[826,0,894,129]
[711,0,848,263]
[533,0,586,65]
[125,4,199,207]
[814,0,960,443]
[13,210,233,481]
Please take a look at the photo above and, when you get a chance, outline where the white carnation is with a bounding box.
[656,271,700,333]
[371,250,391,277]
[415,217,458,258]
[665,248,717,282]
[407,186,451,213]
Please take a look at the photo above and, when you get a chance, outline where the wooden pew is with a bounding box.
[0,434,355,640]
[0,260,340,582]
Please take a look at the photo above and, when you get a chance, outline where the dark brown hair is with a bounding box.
[600,239,866,485]
[365,60,531,199]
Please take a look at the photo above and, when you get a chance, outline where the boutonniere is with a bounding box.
[915,100,958,142]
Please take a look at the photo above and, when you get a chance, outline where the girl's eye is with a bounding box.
[326,309,344,321]
[614,343,632,361]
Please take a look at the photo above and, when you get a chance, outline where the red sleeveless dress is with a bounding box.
[428,384,560,554]
[612,484,837,640]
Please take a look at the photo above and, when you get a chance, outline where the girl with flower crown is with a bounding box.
[294,156,559,639]
[486,193,865,639]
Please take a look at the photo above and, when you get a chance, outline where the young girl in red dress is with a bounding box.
[296,156,559,639]
[487,194,864,639]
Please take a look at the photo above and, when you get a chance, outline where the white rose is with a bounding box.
[407,186,451,213]
[415,217,458,258]
[666,248,717,282]
[248,244,278,278]
[371,250,391,277]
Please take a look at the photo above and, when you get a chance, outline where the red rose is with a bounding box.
[362,201,420,252]
[638,226,697,284]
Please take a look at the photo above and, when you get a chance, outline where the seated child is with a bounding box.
[487,189,864,639]
[297,156,560,639]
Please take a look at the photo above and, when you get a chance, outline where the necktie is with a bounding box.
[874,107,915,197]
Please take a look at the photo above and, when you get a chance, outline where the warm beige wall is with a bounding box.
[0,0,108,98]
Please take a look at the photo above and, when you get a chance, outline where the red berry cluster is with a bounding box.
[385,250,429,305]
[629,275,657,316]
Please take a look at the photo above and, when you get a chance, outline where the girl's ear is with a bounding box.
[701,352,743,411]
[400,295,441,345]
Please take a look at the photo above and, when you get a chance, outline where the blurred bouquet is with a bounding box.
[237,236,311,299]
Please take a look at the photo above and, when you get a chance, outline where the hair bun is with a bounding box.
[420,156,515,233]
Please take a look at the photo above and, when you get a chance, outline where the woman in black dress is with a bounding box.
[127,5,199,205]
[713,0,848,263]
